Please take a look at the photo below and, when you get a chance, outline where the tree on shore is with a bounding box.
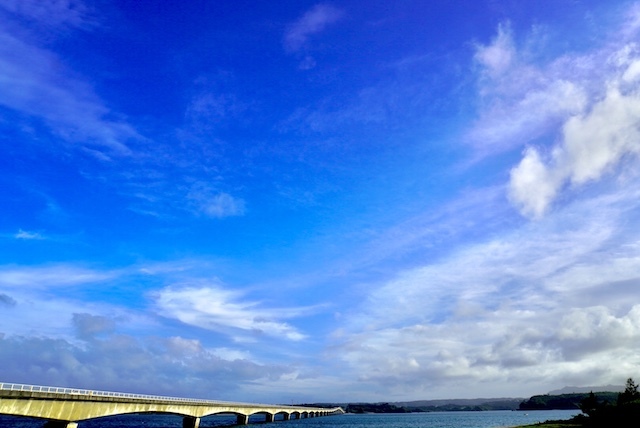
[576,377,640,427]
[618,378,640,406]
[579,391,598,418]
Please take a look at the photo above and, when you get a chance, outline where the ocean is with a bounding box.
[0,410,581,428]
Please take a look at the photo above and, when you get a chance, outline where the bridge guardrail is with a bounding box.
[0,382,296,409]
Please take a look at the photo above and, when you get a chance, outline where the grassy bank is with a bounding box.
[515,424,577,428]
[514,420,581,428]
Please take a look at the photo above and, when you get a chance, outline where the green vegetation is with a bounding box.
[346,403,410,413]
[298,398,521,413]
[518,392,619,410]
[516,378,640,428]
[344,399,521,413]
[516,423,581,428]
[576,378,640,427]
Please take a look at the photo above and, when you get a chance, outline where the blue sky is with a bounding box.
[2,0,640,403]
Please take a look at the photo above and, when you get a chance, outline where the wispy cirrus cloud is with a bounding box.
[14,229,45,240]
[0,0,95,30]
[0,264,115,288]
[187,185,246,218]
[474,23,515,77]
[155,284,310,341]
[0,2,139,157]
[470,25,589,157]
[283,3,344,53]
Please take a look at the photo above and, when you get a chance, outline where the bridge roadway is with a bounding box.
[0,383,344,428]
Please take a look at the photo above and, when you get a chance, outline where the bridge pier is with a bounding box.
[0,382,344,427]
[182,416,200,428]
[43,422,78,428]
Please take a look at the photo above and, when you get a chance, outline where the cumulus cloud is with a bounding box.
[72,313,116,340]
[156,285,308,341]
[0,333,293,400]
[283,3,343,52]
[510,80,640,218]
[0,293,16,307]
[508,148,559,218]
[471,17,640,218]
[328,181,640,397]
[333,294,640,398]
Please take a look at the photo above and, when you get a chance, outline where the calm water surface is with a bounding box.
[0,410,581,428]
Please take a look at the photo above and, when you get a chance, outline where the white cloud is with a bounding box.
[508,147,560,218]
[201,192,246,218]
[0,0,94,29]
[0,8,138,155]
[471,16,640,218]
[0,333,293,401]
[474,23,514,77]
[0,264,114,288]
[470,79,588,155]
[0,293,16,307]
[14,229,44,240]
[72,313,116,340]
[155,285,307,341]
[210,347,253,361]
[327,181,640,398]
[283,3,344,52]
[470,26,592,155]
[187,186,246,218]
[562,86,640,184]
[509,81,640,218]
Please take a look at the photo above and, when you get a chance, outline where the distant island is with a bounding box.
[299,379,640,428]
[343,398,523,413]
[517,378,640,428]
[298,383,628,414]
[300,397,523,413]
[518,392,620,411]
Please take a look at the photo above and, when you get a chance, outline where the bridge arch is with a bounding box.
[0,383,344,428]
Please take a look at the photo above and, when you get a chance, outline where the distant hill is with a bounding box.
[301,389,625,413]
[395,398,523,408]
[301,398,524,413]
[519,392,620,410]
[548,385,623,394]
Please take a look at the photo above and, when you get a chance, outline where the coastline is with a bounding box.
[512,422,580,428]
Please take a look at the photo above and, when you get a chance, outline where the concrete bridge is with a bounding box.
[0,382,344,428]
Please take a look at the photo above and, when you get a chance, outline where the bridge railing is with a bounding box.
[0,382,343,414]
[0,382,254,407]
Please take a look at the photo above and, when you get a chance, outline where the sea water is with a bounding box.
[0,410,581,428]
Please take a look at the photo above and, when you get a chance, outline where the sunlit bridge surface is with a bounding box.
[0,383,343,428]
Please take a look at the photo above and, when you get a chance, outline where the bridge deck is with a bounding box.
[0,382,344,428]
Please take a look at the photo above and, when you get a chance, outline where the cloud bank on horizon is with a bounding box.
[1,0,640,403]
